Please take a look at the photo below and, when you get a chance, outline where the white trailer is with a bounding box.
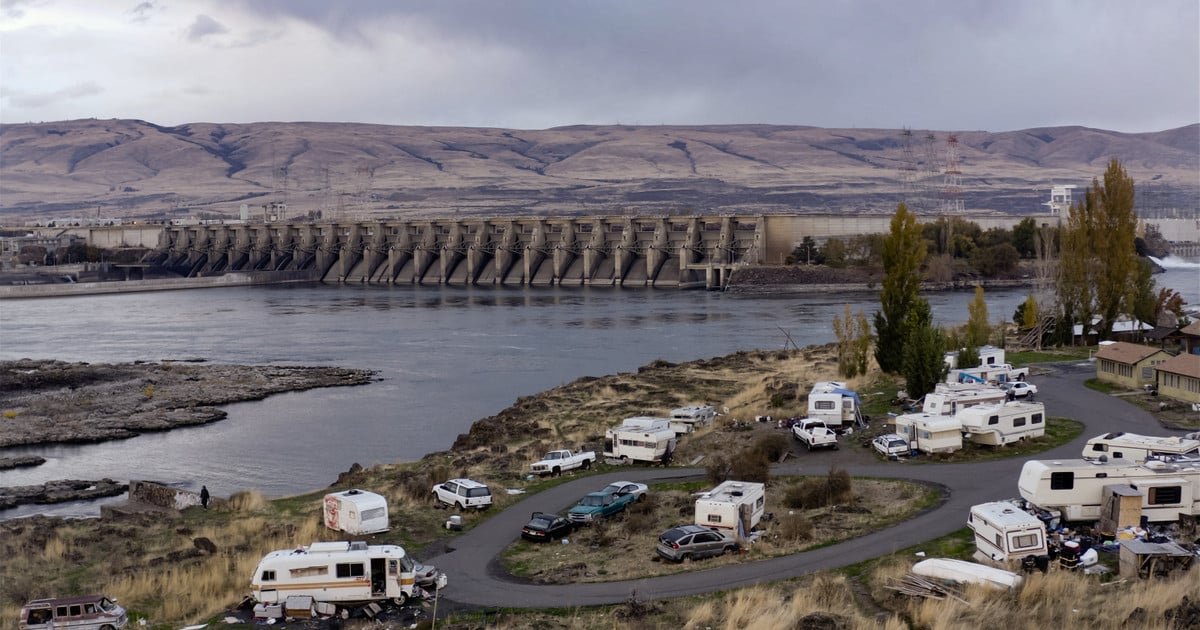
[958,401,1046,446]
[694,480,765,539]
[807,381,866,431]
[323,489,389,535]
[1081,432,1200,463]
[669,405,716,433]
[604,420,676,464]
[250,541,444,606]
[1017,458,1200,523]
[894,413,962,454]
[922,384,1008,416]
[968,501,1048,563]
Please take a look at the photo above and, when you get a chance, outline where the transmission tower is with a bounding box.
[899,128,918,208]
[921,132,940,213]
[940,134,964,214]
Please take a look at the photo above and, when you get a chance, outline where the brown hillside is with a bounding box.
[0,120,1195,221]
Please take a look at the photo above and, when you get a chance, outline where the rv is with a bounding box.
[894,413,963,454]
[1081,432,1200,464]
[694,480,765,539]
[1017,458,1200,523]
[922,384,1008,416]
[944,345,1029,385]
[669,405,717,433]
[958,401,1046,446]
[968,501,1048,563]
[323,489,389,535]
[604,419,677,463]
[250,541,445,606]
[807,382,866,431]
[19,596,127,630]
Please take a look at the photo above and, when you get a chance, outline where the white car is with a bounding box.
[432,478,493,510]
[602,481,648,502]
[872,434,910,458]
[1001,381,1038,399]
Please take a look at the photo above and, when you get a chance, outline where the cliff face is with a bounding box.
[1,120,1195,221]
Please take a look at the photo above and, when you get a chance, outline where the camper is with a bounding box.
[1017,458,1200,523]
[944,346,1029,385]
[807,381,866,431]
[968,501,1048,563]
[323,489,389,535]
[669,405,717,433]
[1081,432,1200,464]
[958,401,1046,446]
[922,384,1008,416]
[250,541,445,606]
[604,419,677,464]
[694,480,765,539]
[894,413,963,454]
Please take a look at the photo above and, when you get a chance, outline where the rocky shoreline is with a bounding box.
[0,479,127,510]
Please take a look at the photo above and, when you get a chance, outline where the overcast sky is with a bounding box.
[1,0,1197,133]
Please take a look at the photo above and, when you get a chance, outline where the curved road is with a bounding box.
[426,362,1175,608]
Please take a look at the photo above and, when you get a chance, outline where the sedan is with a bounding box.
[655,524,738,562]
[602,481,648,502]
[1001,381,1038,399]
[521,512,574,541]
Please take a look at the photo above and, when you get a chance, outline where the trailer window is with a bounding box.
[1148,486,1182,505]
[814,401,835,410]
[756,497,764,509]
[290,566,327,578]
[1013,417,1026,427]
[707,514,722,523]
[1013,534,1040,549]
[336,563,365,578]
[987,415,999,426]
[1050,472,1074,490]
[1031,413,1043,424]
[261,570,277,581]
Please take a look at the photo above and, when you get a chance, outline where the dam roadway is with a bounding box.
[425,362,1165,608]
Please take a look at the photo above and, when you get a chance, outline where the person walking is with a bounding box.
[200,485,210,509]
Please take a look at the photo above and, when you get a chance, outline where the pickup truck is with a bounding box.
[568,490,635,523]
[530,449,596,476]
[792,419,839,451]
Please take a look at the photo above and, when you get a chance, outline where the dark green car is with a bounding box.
[567,490,635,524]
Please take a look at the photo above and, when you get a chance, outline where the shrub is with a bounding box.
[783,467,853,509]
[729,451,770,483]
[2,410,16,419]
[753,433,790,462]
[774,513,813,541]
[227,490,266,512]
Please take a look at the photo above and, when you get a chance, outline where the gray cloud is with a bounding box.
[2,81,104,108]
[186,14,229,42]
[129,1,156,23]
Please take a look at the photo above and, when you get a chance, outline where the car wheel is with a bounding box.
[636,493,646,502]
[100,626,116,630]
[582,459,591,469]
[724,545,737,555]
[833,443,840,450]
[552,466,561,476]
[456,501,465,510]
[806,442,812,451]
[680,552,693,563]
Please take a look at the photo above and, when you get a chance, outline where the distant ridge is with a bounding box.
[1,119,1195,221]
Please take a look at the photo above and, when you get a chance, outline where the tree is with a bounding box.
[823,238,847,268]
[901,299,947,399]
[874,204,926,373]
[790,236,824,265]
[1153,287,1187,326]
[965,286,991,348]
[833,304,873,378]
[1011,217,1037,258]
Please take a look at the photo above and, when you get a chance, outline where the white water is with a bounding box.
[1149,255,1200,270]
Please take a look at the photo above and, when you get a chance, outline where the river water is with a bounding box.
[1,262,1196,518]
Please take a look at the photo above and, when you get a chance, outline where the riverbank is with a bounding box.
[726,264,1035,294]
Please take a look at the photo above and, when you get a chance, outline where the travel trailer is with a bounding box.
[922,384,1008,416]
[894,413,962,454]
[944,345,1029,385]
[1081,432,1200,464]
[968,501,1048,563]
[250,541,445,606]
[1017,458,1200,523]
[669,405,717,433]
[323,489,389,535]
[807,382,866,431]
[604,419,677,463]
[958,401,1046,446]
[694,480,765,539]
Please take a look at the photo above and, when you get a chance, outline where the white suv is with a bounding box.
[432,478,492,510]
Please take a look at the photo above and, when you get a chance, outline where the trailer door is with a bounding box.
[371,558,386,596]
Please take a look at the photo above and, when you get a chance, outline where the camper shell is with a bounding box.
[894,413,962,454]
[604,418,676,463]
[694,480,765,539]
[922,384,1008,416]
[19,596,127,630]
[968,501,1048,563]
[669,405,716,433]
[323,489,389,535]
[250,541,445,606]
[1017,458,1200,523]
[1081,432,1200,464]
[958,401,1046,446]
[806,381,866,431]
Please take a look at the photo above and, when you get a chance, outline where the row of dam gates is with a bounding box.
[143,213,1034,289]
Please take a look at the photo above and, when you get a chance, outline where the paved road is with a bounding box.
[426,362,1176,608]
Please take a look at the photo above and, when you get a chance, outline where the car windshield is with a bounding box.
[603,484,624,494]
[580,495,606,507]
[529,515,553,527]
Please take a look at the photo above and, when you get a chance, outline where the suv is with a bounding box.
[872,433,910,458]
[432,478,492,510]
[20,595,128,630]
[655,524,738,562]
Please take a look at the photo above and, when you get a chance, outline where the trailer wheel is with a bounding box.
[392,593,408,607]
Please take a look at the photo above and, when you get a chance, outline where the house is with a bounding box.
[1180,321,1200,355]
[1093,341,1173,390]
[1073,317,1154,345]
[1154,353,1200,405]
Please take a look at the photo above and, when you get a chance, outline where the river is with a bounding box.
[1,261,1196,518]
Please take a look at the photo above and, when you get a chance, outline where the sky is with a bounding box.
[0,0,1197,133]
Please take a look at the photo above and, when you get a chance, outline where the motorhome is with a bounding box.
[922,384,1008,416]
[968,501,1048,563]
[894,413,962,454]
[807,381,866,431]
[958,401,1046,446]
[694,480,765,539]
[1017,458,1200,523]
[669,405,717,433]
[604,419,677,463]
[19,596,127,630]
[250,541,445,606]
[1081,432,1200,464]
[323,489,389,535]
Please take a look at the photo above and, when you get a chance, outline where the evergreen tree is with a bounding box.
[874,204,926,373]
[901,299,947,399]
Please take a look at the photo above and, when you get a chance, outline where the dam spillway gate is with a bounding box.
[146,216,764,289]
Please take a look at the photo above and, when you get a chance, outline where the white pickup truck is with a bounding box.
[792,419,839,451]
[530,449,596,476]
